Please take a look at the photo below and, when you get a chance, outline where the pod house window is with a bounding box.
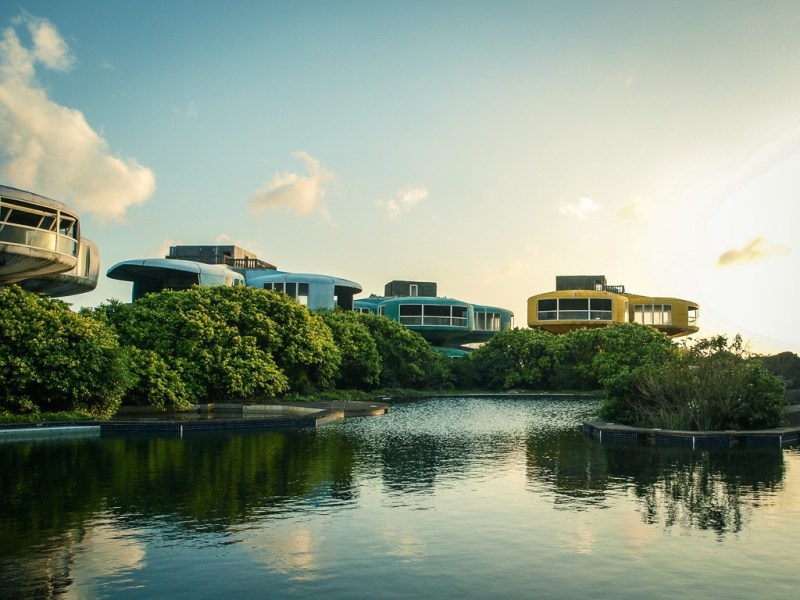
[399,304,468,327]
[263,281,310,306]
[538,297,613,321]
[633,304,673,325]
[475,311,501,330]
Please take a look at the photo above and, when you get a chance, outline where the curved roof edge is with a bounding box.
[0,184,80,217]
[107,258,243,281]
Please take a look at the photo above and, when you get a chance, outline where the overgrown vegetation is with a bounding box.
[1,285,450,418]
[0,285,790,430]
[598,335,787,430]
[0,286,127,417]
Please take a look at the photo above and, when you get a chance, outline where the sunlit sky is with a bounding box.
[2,1,799,354]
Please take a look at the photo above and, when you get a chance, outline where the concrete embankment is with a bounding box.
[1,400,391,440]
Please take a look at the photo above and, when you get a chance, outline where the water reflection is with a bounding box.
[527,428,786,537]
[0,397,795,598]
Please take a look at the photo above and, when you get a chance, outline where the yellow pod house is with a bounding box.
[527,275,699,338]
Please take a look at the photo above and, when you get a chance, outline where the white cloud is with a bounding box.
[0,14,156,221]
[379,185,428,219]
[560,197,600,219]
[716,234,790,267]
[249,151,335,219]
[617,196,650,223]
[173,100,198,118]
[481,261,523,285]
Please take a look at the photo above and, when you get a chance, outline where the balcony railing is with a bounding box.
[0,222,78,257]
[399,315,469,327]
[166,254,276,270]
[537,310,612,321]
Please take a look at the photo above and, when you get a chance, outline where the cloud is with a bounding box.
[560,197,600,219]
[0,14,156,220]
[173,101,198,118]
[249,151,335,219]
[379,185,428,219]
[482,261,523,285]
[617,196,650,223]
[716,235,790,267]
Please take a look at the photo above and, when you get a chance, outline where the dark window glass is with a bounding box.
[286,282,297,298]
[400,304,422,316]
[591,299,612,311]
[539,299,557,311]
[559,298,588,311]
[425,305,451,317]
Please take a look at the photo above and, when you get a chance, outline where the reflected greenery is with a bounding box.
[527,431,786,536]
[0,429,358,559]
[0,397,793,598]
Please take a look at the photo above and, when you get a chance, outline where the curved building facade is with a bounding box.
[527,275,699,338]
[354,280,514,354]
[107,258,245,301]
[248,272,361,310]
[0,185,98,297]
[107,244,362,310]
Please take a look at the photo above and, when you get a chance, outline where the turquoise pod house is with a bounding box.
[354,280,514,355]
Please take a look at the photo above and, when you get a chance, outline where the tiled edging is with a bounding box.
[584,419,800,449]
[0,408,345,440]
[0,422,101,440]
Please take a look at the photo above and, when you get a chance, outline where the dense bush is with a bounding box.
[759,351,800,390]
[317,310,381,390]
[460,328,561,390]
[89,289,291,406]
[0,286,127,416]
[2,283,790,430]
[185,286,341,393]
[356,313,452,389]
[460,323,678,392]
[599,335,787,430]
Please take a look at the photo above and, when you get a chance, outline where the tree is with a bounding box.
[464,328,562,390]
[599,334,787,430]
[0,286,127,416]
[195,286,341,393]
[318,310,381,389]
[355,313,451,389]
[90,288,289,406]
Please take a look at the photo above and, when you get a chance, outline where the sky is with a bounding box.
[1,1,799,355]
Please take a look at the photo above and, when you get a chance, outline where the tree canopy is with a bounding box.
[0,286,127,416]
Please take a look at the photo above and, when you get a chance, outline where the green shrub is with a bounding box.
[599,335,787,430]
[317,310,381,389]
[0,286,127,416]
[355,313,451,389]
[464,328,561,390]
[90,288,290,404]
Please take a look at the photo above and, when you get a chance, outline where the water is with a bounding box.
[1,396,798,599]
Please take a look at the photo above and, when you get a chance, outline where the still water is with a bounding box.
[2,396,798,599]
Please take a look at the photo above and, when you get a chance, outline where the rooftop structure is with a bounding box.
[527,275,699,338]
[354,280,514,355]
[0,185,99,297]
[167,244,276,270]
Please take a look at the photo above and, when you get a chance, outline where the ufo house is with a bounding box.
[354,280,514,356]
[0,185,99,297]
[527,275,699,338]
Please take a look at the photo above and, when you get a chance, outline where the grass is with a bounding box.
[0,410,104,424]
